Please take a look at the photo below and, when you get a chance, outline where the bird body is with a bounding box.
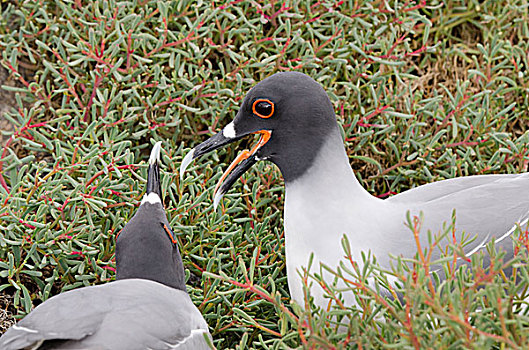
[1,279,209,350]
[1,142,212,350]
[283,133,527,306]
[181,71,528,310]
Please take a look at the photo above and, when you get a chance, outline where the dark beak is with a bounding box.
[180,127,271,208]
[146,141,162,200]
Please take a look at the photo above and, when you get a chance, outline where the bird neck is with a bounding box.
[115,203,187,291]
[284,129,375,202]
[282,132,384,281]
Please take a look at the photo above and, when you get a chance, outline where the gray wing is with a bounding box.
[387,173,526,203]
[0,286,111,350]
[0,279,212,350]
[386,173,529,264]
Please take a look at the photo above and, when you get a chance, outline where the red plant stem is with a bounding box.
[50,48,81,79]
[189,260,205,273]
[380,34,407,59]
[154,97,182,109]
[85,164,136,187]
[0,120,49,193]
[404,298,421,350]
[216,0,244,10]
[126,29,133,70]
[18,219,36,229]
[376,190,397,198]
[411,216,436,294]
[435,94,470,133]
[216,320,237,333]
[58,68,85,109]
[3,62,51,106]
[84,73,105,122]
[70,251,85,258]
[220,273,298,325]
[405,46,427,57]
[363,105,389,122]
[446,311,517,348]
[0,136,12,192]
[402,0,426,12]
[343,253,403,323]
[143,18,204,58]
[315,29,343,53]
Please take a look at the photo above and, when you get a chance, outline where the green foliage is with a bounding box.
[209,222,529,349]
[0,0,528,348]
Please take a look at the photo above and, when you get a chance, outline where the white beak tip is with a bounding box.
[149,141,163,165]
[213,191,224,210]
[180,148,195,180]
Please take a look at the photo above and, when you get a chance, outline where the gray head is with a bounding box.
[181,72,339,205]
[116,142,186,291]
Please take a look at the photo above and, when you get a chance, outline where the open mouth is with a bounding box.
[214,131,271,194]
[180,129,272,208]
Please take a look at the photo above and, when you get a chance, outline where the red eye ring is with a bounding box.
[252,99,274,118]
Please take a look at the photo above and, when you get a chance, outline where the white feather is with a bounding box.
[167,329,209,349]
[141,192,161,205]
[149,141,162,165]
[222,121,236,138]
[12,325,38,334]
[180,149,195,180]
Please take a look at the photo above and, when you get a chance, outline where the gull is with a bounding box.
[180,72,528,309]
[1,142,213,350]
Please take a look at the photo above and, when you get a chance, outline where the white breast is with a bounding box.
[282,137,394,308]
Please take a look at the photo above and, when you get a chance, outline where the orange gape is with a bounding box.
[163,223,178,244]
[214,130,272,195]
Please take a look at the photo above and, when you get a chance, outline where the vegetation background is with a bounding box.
[1,0,529,348]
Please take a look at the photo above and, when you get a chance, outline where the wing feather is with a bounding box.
[385,173,529,263]
[0,279,211,350]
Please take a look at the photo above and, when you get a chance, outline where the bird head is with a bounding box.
[116,141,186,291]
[181,72,339,207]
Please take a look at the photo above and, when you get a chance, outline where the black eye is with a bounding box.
[252,99,274,118]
